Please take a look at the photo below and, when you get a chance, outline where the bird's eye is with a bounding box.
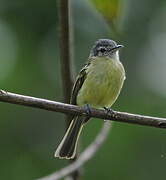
[99,47,107,53]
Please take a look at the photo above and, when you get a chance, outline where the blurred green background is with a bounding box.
[0,0,166,179]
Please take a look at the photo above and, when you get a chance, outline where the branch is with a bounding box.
[37,121,112,180]
[59,0,73,103]
[0,90,166,128]
[58,0,78,178]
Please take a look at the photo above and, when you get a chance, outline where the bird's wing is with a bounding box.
[70,63,90,105]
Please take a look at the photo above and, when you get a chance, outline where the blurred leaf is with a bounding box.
[90,0,122,23]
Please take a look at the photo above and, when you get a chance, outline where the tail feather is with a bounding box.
[54,116,85,159]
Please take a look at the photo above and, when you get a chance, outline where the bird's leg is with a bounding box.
[103,107,115,118]
[83,104,92,123]
[84,104,92,116]
[103,107,115,122]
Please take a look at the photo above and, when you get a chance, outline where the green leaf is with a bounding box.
[90,0,122,23]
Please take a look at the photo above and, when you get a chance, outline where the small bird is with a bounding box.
[55,39,126,159]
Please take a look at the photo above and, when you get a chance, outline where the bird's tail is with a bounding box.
[54,116,85,159]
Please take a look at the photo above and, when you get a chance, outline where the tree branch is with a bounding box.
[37,121,112,180]
[0,90,166,128]
[58,0,78,178]
[59,0,73,103]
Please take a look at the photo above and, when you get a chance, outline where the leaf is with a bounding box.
[90,0,122,23]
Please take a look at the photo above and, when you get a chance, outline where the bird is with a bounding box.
[54,39,126,159]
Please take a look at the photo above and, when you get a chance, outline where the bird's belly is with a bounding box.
[77,60,125,108]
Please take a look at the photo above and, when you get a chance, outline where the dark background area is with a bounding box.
[0,0,166,179]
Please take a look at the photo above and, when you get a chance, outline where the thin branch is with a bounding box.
[59,0,73,103]
[59,0,79,179]
[0,90,166,128]
[37,121,111,180]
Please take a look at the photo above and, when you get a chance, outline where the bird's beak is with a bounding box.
[111,45,124,52]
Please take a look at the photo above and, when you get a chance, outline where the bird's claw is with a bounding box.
[84,104,92,116]
[103,107,115,117]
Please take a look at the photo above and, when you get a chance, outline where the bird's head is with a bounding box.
[90,39,123,60]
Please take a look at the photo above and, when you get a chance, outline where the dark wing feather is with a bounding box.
[70,63,90,105]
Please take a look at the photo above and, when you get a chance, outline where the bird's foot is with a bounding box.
[84,104,92,116]
[103,107,116,119]
[83,104,92,123]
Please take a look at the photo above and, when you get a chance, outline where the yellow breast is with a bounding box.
[77,57,125,108]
